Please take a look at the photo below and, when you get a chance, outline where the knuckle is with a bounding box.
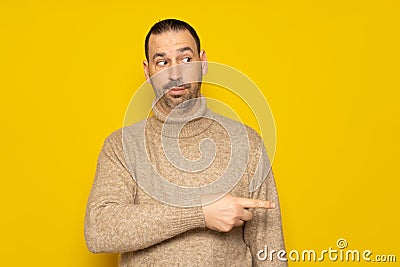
[227,218,236,226]
[221,225,232,232]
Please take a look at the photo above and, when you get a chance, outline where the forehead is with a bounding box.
[148,30,198,57]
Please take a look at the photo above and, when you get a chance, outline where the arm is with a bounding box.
[84,130,205,253]
[244,142,287,266]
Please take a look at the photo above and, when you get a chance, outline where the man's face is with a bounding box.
[144,30,207,113]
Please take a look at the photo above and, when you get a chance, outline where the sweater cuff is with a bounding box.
[172,206,206,231]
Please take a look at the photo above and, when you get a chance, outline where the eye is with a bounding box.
[182,57,192,63]
[156,60,168,66]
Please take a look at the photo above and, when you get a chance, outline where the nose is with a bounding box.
[168,63,182,81]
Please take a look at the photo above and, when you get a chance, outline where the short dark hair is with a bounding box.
[145,19,201,61]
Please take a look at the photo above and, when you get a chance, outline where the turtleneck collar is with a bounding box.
[147,97,215,138]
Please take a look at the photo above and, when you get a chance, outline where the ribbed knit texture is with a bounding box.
[84,100,287,266]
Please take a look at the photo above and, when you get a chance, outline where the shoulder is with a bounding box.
[103,120,145,151]
[98,128,124,160]
[104,119,147,145]
[105,128,122,143]
[243,125,263,145]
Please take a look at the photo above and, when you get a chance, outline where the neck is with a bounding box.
[153,97,203,121]
[149,96,214,138]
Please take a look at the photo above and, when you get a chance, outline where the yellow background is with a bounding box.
[1,0,399,266]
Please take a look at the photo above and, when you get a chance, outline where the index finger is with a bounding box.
[236,197,276,209]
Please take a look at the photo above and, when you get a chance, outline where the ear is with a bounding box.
[200,50,208,76]
[143,60,151,83]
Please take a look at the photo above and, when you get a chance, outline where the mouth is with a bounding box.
[167,84,190,96]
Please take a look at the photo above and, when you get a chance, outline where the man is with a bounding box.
[85,19,286,266]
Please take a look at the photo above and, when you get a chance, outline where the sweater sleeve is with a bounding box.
[84,130,206,254]
[244,136,287,266]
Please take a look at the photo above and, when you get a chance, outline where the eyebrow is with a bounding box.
[152,47,194,60]
[177,47,194,53]
[152,52,166,60]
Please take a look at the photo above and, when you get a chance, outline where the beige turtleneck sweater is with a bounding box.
[84,99,286,266]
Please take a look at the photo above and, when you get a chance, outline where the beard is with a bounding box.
[157,82,201,112]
